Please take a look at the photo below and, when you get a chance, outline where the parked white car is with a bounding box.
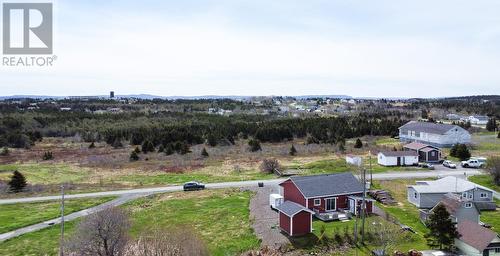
[442,160,457,169]
[461,159,484,168]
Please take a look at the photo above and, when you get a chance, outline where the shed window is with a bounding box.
[314,199,321,206]
[480,193,488,198]
[414,192,418,199]
[464,203,472,208]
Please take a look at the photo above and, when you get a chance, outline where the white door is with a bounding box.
[349,199,355,214]
[325,198,337,211]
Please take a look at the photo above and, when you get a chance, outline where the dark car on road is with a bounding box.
[183,181,205,191]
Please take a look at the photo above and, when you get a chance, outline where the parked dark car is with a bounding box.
[183,181,205,191]
[418,162,435,170]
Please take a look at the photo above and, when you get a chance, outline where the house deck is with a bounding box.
[313,209,352,222]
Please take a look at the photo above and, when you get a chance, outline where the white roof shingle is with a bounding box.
[409,176,494,194]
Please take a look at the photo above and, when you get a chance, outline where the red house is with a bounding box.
[276,172,373,236]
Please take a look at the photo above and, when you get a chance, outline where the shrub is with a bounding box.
[260,159,281,174]
[289,144,297,156]
[129,151,139,161]
[8,170,27,193]
[248,139,262,152]
[450,144,470,160]
[201,147,209,157]
[354,138,363,148]
[112,139,123,149]
[0,147,9,156]
[141,140,155,153]
[42,151,53,160]
[486,156,500,185]
[88,142,95,149]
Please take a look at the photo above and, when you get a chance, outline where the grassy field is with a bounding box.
[0,162,275,196]
[0,189,259,256]
[290,216,427,255]
[0,197,114,234]
[0,163,92,185]
[0,221,77,256]
[288,156,425,176]
[372,179,430,236]
[468,175,500,192]
[126,189,259,255]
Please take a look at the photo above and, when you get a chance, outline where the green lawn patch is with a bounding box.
[469,175,500,192]
[0,163,92,185]
[481,209,500,233]
[116,171,273,186]
[0,221,76,256]
[0,189,259,256]
[125,189,259,256]
[0,197,115,234]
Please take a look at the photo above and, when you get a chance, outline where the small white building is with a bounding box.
[468,115,489,125]
[345,155,362,166]
[377,151,418,166]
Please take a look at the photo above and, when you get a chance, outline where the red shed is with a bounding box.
[276,201,314,236]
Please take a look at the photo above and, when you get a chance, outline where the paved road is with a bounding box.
[0,168,491,243]
[0,193,148,242]
[0,169,485,205]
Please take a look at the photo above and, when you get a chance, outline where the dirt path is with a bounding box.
[248,185,290,250]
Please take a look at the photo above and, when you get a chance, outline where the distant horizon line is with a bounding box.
[0,93,499,100]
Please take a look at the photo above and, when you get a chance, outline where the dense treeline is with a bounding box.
[0,110,406,148]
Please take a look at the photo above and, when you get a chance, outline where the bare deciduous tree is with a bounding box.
[259,158,281,174]
[65,207,130,256]
[370,220,405,255]
[124,226,209,256]
[487,156,500,185]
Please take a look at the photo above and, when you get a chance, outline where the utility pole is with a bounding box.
[360,167,367,244]
[369,152,373,185]
[60,185,65,256]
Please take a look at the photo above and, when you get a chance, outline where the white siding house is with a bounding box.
[377,151,418,166]
[399,121,471,147]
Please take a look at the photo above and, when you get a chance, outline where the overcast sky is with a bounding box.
[1,0,500,97]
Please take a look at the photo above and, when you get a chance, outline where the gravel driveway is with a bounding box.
[248,185,290,249]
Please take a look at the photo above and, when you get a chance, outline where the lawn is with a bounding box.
[0,189,259,256]
[372,179,431,235]
[0,197,115,234]
[0,221,77,256]
[481,208,500,232]
[374,136,402,147]
[126,189,260,255]
[291,216,427,255]
[468,175,500,192]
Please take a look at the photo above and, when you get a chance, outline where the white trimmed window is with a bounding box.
[462,192,467,198]
[314,199,321,206]
[464,203,472,208]
[468,193,473,199]
[480,193,488,198]
[495,248,500,253]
